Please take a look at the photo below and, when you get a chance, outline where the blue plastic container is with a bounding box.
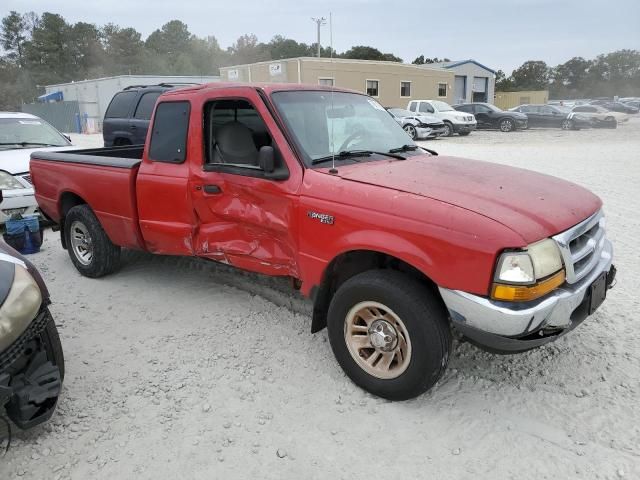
[4,215,42,254]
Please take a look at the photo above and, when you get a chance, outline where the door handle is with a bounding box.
[130,125,137,130]
[204,184,222,194]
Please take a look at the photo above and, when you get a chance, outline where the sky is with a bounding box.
[3,0,640,73]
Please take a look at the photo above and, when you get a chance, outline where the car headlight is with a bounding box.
[492,238,565,302]
[0,264,43,351]
[0,171,24,190]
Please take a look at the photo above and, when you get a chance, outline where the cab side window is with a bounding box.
[148,101,190,163]
[203,99,288,179]
[419,103,434,113]
[204,99,273,166]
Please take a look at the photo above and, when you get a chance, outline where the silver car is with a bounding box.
[386,108,446,140]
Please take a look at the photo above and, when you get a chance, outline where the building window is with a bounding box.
[400,81,411,97]
[438,83,447,97]
[366,80,379,97]
[318,77,334,87]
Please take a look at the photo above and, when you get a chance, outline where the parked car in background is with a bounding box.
[0,112,75,224]
[510,104,591,130]
[589,100,639,114]
[622,100,640,110]
[406,100,476,137]
[103,83,196,147]
[385,108,446,140]
[454,103,528,132]
[0,190,64,431]
[571,105,625,128]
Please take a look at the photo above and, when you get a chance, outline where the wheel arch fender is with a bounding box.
[58,190,88,249]
[308,231,442,333]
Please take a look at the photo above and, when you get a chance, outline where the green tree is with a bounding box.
[495,69,515,91]
[227,34,269,65]
[69,22,104,76]
[1,11,28,66]
[510,60,550,90]
[101,24,146,74]
[23,12,72,84]
[267,35,312,59]
[341,45,401,62]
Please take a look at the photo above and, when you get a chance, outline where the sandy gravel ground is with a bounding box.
[1,120,639,479]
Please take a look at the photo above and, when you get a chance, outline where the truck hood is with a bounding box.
[332,155,602,244]
[0,145,76,174]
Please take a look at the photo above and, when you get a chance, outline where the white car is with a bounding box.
[407,100,477,137]
[0,112,75,223]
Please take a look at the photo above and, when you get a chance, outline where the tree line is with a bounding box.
[1,10,638,110]
[0,11,403,109]
[496,51,640,98]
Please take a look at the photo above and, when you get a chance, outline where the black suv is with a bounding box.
[103,83,195,147]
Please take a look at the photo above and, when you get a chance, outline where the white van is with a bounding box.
[407,100,477,137]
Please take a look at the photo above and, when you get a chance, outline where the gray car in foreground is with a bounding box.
[386,108,446,140]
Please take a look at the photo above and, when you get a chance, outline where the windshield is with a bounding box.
[272,91,415,166]
[0,117,70,149]
[431,101,454,112]
[388,108,414,117]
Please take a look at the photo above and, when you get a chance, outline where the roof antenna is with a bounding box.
[328,12,338,175]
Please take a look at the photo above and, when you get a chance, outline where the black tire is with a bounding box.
[64,205,121,278]
[561,119,573,130]
[499,118,515,132]
[41,312,65,381]
[458,131,471,136]
[327,270,452,400]
[442,122,454,137]
[403,124,418,140]
[605,117,617,129]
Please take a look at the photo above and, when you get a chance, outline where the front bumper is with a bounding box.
[0,188,39,224]
[452,122,477,133]
[439,238,614,353]
[1,308,62,429]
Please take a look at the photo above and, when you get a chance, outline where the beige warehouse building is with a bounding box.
[219,57,456,108]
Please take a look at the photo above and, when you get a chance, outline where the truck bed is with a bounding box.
[30,146,146,250]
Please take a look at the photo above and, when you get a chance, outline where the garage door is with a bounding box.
[454,76,466,103]
[473,77,487,92]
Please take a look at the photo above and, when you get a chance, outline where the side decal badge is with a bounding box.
[307,211,335,225]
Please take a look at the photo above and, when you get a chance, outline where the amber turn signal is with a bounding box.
[491,270,566,302]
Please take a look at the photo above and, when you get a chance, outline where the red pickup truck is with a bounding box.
[30,83,615,400]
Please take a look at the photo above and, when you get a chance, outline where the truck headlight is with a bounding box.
[492,239,564,302]
[0,171,25,190]
[0,264,43,351]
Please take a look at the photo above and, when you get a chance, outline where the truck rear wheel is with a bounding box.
[327,270,451,400]
[64,205,120,278]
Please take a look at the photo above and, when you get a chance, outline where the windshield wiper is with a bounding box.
[0,142,61,147]
[389,144,419,153]
[312,149,405,165]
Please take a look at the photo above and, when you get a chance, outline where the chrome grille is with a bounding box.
[553,210,606,284]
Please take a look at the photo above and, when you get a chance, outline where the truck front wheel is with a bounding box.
[64,205,121,278]
[327,270,451,400]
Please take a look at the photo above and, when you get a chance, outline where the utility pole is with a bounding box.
[311,17,326,57]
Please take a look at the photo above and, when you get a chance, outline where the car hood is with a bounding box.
[0,145,75,174]
[331,155,601,244]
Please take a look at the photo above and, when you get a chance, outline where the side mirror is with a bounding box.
[258,146,275,173]
[0,190,3,203]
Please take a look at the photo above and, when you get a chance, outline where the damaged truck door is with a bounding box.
[189,90,300,276]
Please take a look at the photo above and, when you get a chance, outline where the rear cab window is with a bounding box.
[148,101,190,163]
[105,91,137,118]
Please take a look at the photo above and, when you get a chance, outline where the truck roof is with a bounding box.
[161,82,362,97]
